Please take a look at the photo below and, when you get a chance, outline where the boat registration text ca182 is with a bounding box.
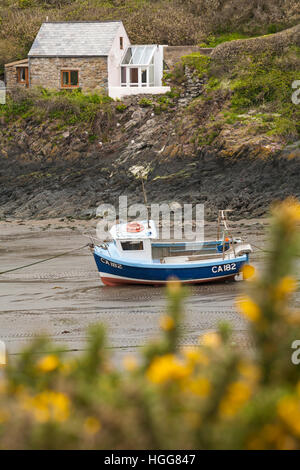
[100,258,123,269]
[212,263,237,273]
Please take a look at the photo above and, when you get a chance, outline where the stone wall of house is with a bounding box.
[164,46,213,69]
[29,57,108,92]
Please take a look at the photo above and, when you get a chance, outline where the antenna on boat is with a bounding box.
[217,209,236,257]
[141,177,151,229]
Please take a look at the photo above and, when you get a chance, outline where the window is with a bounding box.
[17,67,28,85]
[141,68,147,86]
[121,67,127,86]
[130,68,138,86]
[121,46,156,66]
[61,70,79,88]
[121,241,144,251]
[120,37,124,50]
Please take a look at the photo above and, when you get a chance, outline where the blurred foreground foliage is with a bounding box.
[0,198,300,449]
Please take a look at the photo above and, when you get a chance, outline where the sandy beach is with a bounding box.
[0,217,280,363]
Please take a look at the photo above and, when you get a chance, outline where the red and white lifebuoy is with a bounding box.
[126,222,144,233]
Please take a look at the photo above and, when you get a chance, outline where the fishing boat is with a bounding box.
[89,211,252,286]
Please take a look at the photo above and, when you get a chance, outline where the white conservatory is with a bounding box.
[109,44,170,100]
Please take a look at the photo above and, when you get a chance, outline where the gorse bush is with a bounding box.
[0,198,299,449]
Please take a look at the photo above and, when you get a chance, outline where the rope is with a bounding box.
[0,243,89,276]
[251,243,300,257]
[251,243,274,254]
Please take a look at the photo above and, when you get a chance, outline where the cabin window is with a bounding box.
[61,70,79,88]
[120,37,124,50]
[17,67,28,85]
[121,241,144,251]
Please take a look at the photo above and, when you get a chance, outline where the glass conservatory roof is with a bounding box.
[121,46,156,66]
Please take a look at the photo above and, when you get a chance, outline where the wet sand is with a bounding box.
[0,218,271,363]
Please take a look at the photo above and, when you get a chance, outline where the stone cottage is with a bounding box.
[4,21,170,99]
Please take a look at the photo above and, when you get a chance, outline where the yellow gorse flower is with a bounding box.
[236,296,261,322]
[60,359,77,375]
[184,377,211,397]
[0,409,10,424]
[201,332,221,348]
[238,361,261,385]
[22,390,70,423]
[37,354,59,372]
[160,315,175,331]
[182,347,209,366]
[84,416,101,435]
[277,198,300,225]
[241,264,256,281]
[276,276,297,298]
[167,278,182,295]
[219,381,252,418]
[0,380,7,395]
[247,424,294,450]
[123,355,138,372]
[147,354,191,384]
[277,396,300,436]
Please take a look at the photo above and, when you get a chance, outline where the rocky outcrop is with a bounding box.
[177,66,206,107]
[0,101,299,220]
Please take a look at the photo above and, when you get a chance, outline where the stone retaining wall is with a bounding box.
[164,46,213,69]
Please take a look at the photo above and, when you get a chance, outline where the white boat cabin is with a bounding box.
[110,220,157,262]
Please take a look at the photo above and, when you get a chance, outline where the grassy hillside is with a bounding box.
[1,0,299,75]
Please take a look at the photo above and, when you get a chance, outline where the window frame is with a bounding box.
[17,66,28,85]
[121,241,144,251]
[120,37,124,50]
[61,70,79,89]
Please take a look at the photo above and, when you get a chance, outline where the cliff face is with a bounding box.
[0,94,299,220]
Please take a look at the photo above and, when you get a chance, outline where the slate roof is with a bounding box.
[28,21,123,57]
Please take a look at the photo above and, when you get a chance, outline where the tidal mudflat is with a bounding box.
[0,218,289,363]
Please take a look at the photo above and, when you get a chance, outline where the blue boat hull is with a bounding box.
[93,250,249,286]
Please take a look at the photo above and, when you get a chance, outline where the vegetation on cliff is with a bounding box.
[2,24,299,144]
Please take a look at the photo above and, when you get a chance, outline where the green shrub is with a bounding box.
[199,32,252,48]
[182,53,211,79]
[165,88,180,99]
[115,103,127,113]
[139,97,153,107]
[0,88,113,125]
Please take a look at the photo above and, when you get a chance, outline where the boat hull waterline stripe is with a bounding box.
[99,272,237,286]
[94,252,247,285]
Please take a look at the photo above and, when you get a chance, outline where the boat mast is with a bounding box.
[218,210,236,258]
[141,177,151,229]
